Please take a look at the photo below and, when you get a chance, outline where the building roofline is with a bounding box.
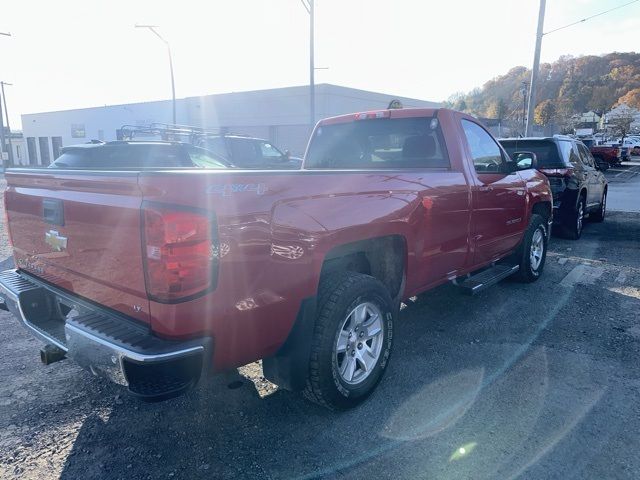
[22,83,439,118]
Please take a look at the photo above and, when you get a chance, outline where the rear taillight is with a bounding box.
[540,168,574,178]
[142,203,218,303]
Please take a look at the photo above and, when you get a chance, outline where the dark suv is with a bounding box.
[49,141,232,169]
[500,136,608,239]
[201,135,303,169]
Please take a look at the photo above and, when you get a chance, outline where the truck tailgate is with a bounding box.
[4,170,150,324]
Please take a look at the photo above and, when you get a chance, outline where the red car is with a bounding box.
[0,108,552,410]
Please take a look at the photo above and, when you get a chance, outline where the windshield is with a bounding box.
[499,140,568,168]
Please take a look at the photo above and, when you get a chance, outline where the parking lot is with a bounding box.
[1,165,639,480]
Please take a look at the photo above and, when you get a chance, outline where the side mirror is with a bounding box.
[511,151,538,170]
[284,150,291,160]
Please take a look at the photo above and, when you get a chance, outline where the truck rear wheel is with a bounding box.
[513,213,548,283]
[303,272,394,410]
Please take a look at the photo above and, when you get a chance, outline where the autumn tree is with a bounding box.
[616,88,640,109]
[486,98,507,120]
[446,52,640,127]
[454,98,467,112]
[534,99,556,127]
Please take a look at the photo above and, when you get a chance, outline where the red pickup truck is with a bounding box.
[589,145,622,166]
[0,108,552,410]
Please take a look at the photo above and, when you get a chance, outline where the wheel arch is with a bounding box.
[263,234,407,391]
[531,200,552,224]
[319,234,407,301]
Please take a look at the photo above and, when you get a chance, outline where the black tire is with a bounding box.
[303,271,394,410]
[513,213,548,283]
[591,189,607,223]
[564,195,586,240]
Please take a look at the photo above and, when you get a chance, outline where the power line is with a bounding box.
[544,0,640,36]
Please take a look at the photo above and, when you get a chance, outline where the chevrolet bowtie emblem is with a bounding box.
[45,230,68,252]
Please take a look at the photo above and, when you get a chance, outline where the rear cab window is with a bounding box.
[305,116,450,169]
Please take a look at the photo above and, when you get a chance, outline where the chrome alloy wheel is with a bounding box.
[334,302,384,385]
[530,227,545,271]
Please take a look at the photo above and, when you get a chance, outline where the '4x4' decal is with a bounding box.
[207,183,268,196]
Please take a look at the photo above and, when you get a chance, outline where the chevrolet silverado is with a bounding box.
[0,108,552,410]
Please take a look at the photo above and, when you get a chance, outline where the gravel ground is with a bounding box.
[1,175,639,479]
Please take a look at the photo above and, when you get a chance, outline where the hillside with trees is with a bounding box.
[444,52,640,134]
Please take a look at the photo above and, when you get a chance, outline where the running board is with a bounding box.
[459,264,520,295]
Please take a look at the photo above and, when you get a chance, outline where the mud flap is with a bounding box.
[262,297,317,391]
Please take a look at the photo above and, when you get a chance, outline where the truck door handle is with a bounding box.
[478,185,494,192]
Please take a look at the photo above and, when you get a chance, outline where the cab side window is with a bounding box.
[461,120,504,173]
[577,143,595,168]
[560,140,582,168]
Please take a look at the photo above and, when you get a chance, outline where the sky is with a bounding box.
[1,0,639,129]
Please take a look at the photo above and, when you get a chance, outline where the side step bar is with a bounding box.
[459,264,520,295]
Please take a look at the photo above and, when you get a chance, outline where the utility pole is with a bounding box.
[0,32,10,167]
[1,82,13,165]
[309,0,315,130]
[525,0,546,136]
[301,0,315,130]
[135,25,176,124]
[521,81,528,135]
[0,89,5,167]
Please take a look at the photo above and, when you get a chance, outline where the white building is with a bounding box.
[19,84,440,166]
[603,104,640,133]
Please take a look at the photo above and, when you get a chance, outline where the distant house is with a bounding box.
[571,111,601,133]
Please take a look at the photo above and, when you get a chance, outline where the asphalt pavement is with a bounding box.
[0,174,639,480]
[606,160,640,213]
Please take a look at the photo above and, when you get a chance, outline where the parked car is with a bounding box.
[603,141,631,161]
[500,136,608,239]
[201,134,303,169]
[1,108,552,410]
[621,137,640,156]
[49,141,233,169]
[118,123,303,169]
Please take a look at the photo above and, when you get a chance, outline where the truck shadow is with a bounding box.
[55,270,639,480]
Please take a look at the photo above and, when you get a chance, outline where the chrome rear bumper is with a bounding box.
[0,269,211,400]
